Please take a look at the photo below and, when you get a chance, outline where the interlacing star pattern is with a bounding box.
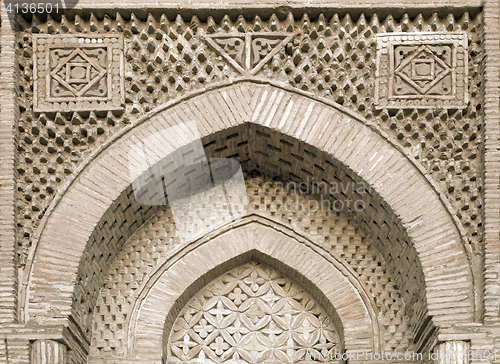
[168,262,340,364]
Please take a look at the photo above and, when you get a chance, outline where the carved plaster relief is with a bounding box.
[167,262,340,364]
[33,34,124,112]
[375,32,468,109]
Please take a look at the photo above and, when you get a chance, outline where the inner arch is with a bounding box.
[164,261,342,364]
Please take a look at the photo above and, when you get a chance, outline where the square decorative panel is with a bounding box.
[33,34,124,112]
[374,32,468,109]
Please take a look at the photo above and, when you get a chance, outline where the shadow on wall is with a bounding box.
[127,120,248,243]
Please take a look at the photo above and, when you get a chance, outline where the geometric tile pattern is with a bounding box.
[375,32,468,109]
[33,34,124,112]
[167,262,340,364]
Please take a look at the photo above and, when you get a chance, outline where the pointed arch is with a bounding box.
[22,81,474,341]
[126,220,378,361]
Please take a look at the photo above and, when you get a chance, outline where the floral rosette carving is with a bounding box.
[168,262,340,364]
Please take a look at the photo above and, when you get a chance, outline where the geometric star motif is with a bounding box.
[167,262,340,364]
[50,48,107,97]
[395,45,451,95]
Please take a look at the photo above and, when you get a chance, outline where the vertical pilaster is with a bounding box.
[31,340,67,364]
[0,4,19,324]
[434,341,469,364]
[482,0,500,321]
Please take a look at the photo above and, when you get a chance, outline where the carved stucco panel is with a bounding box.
[167,262,341,364]
[33,34,124,112]
[375,32,468,109]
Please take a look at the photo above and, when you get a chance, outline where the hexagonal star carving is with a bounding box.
[33,34,124,112]
[375,32,468,109]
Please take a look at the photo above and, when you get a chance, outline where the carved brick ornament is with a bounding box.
[375,32,468,109]
[204,32,296,75]
[167,262,340,364]
[33,34,124,112]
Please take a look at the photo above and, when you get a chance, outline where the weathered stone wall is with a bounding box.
[1,2,500,364]
[12,15,482,352]
[71,121,431,354]
[17,77,474,364]
[55,0,485,10]
[0,4,20,328]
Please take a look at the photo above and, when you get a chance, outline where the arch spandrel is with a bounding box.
[24,81,474,337]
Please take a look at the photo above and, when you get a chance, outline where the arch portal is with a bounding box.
[23,82,474,361]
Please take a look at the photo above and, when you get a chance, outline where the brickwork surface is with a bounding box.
[64,0,483,10]
[21,82,474,363]
[15,12,483,280]
[2,3,500,364]
[0,5,19,325]
[73,121,429,352]
[130,222,377,362]
[481,0,500,323]
[89,176,413,362]
[0,338,29,364]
